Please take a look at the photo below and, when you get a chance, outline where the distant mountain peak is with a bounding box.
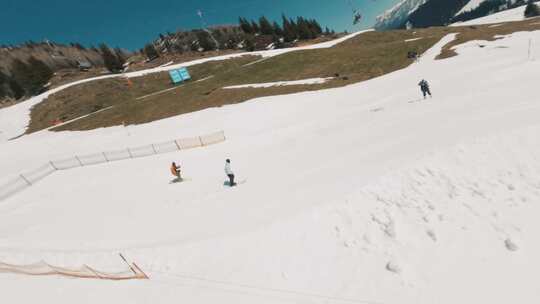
[375,0,429,30]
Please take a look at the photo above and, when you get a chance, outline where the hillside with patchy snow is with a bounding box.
[1,13,540,304]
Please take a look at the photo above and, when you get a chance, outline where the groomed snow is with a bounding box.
[223,77,334,89]
[1,28,540,303]
[451,4,529,26]
[404,37,424,42]
[0,30,368,142]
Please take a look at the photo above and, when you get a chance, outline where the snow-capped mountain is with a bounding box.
[374,0,429,30]
[376,0,530,29]
[455,0,489,16]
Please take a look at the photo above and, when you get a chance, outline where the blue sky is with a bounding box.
[1,0,399,50]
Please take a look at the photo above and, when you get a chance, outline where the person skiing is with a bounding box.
[170,162,181,181]
[418,79,432,99]
[224,159,236,186]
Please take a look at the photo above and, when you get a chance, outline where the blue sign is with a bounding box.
[179,68,191,81]
[169,70,183,84]
[169,68,192,84]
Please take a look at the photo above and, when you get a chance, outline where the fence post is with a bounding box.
[103,152,109,162]
[528,38,531,60]
[127,148,133,158]
[20,174,32,186]
[75,156,84,167]
[49,161,58,170]
[174,140,181,150]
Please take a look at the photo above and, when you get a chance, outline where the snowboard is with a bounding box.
[224,179,247,187]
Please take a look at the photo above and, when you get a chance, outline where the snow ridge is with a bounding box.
[375,0,428,29]
[455,0,489,16]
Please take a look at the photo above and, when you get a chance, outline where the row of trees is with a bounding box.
[141,15,334,60]
[239,15,332,42]
[0,56,53,100]
[141,27,247,59]
[0,43,128,101]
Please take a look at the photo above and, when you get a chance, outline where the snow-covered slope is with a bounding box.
[375,0,428,29]
[1,28,540,303]
[451,5,529,26]
[455,0,488,16]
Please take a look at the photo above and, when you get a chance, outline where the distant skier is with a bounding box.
[418,79,432,99]
[224,159,236,186]
[170,162,181,181]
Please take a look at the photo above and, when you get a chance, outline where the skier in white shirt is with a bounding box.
[224,159,236,186]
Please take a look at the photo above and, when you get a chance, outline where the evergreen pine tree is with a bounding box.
[99,43,123,73]
[11,59,32,90]
[250,20,260,34]
[27,56,53,88]
[296,17,314,40]
[0,71,7,98]
[273,21,284,36]
[282,14,297,42]
[11,58,51,95]
[244,36,256,52]
[9,77,25,99]
[196,31,217,51]
[309,19,323,36]
[239,17,253,34]
[324,27,331,35]
[524,2,540,17]
[259,16,274,35]
[114,47,128,63]
[144,44,160,60]
[289,18,299,39]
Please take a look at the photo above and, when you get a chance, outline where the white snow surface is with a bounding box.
[1,30,540,303]
[404,37,424,42]
[0,30,367,141]
[223,77,334,89]
[455,0,488,16]
[452,4,529,26]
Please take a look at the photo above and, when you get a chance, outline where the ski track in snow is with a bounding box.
[0,25,540,304]
[223,77,334,89]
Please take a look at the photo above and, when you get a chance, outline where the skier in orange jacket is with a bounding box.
[170,162,181,180]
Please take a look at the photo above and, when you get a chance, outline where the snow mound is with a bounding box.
[223,78,333,89]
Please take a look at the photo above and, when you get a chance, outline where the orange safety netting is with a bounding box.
[0,260,148,281]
